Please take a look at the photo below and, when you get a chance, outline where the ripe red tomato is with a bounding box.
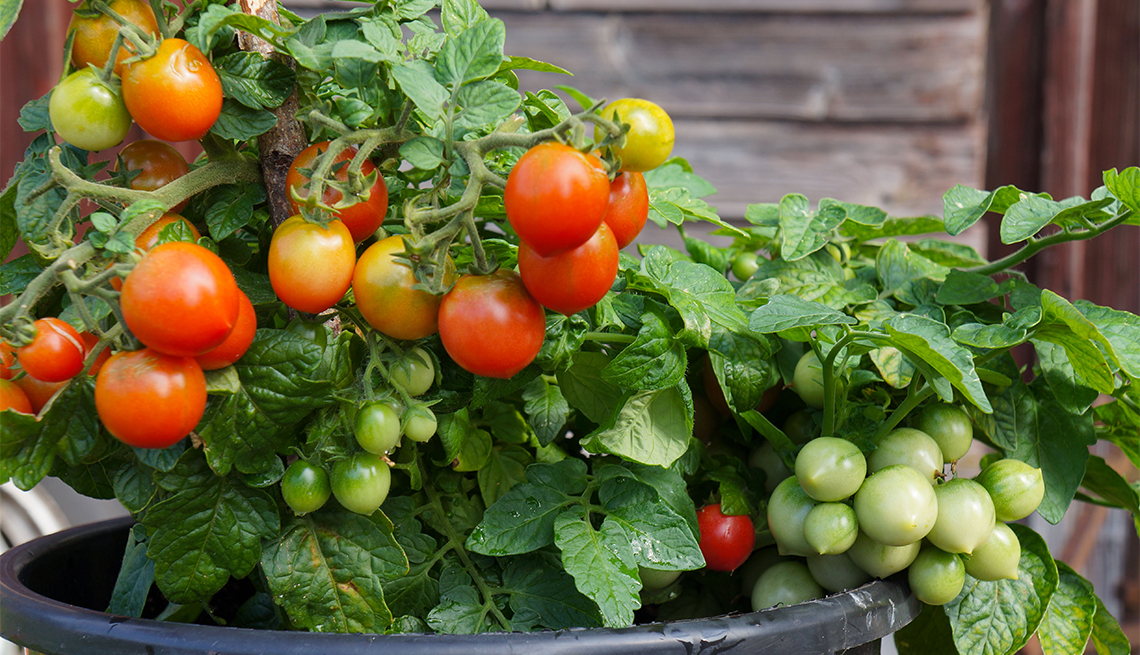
[195,290,256,371]
[0,341,15,380]
[0,379,33,415]
[504,142,610,256]
[602,171,649,249]
[116,140,191,212]
[16,318,86,383]
[68,0,158,77]
[79,332,112,376]
[121,38,222,142]
[13,376,68,414]
[518,222,618,315]
[353,235,456,340]
[268,216,356,314]
[438,270,546,379]
[120,242,240,357]
[697,503,755,572]
[95,348,206,449]
[286,142,388,243]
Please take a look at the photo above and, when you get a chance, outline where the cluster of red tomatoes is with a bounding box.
[50,0,222,151]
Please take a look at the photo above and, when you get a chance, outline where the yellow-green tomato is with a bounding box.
[598,98,675,172]
[915,403,974,462]
[927,478,995,555]
[908,547,966,606]
[391,346,436,396]
[975,458,1045,521]
[49,68,132,151]
[794,436,866,502]
[280,460,331,515]
[354,402,402,455]
[751,561,822,611]
[846,531,921,579]
[792,351,826,409]
[639,567,682,591]
[867,427,944,484]
[853,464,937,547]
[331,452,391,515]
[403,407,438,443]
[963,521,1021,581]
[806,552,871,593]
[803,502,859,555]
[767,476,819,557]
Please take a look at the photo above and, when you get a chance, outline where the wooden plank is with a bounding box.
[667,119,986,221]
[501,12,986,122]
[548,0,982,12]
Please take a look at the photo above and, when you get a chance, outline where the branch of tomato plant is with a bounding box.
[965,207,1134,276]
[872,373,936,442]
[89,0,159,58]
[419,460,512,630]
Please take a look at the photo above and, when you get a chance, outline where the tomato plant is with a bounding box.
[94,348,207,449]
[281,460,331,516]
[120,242,241,357]
[438,269,547,379]
[49,67,132,152]
[696,503,754,572]
[598,98,675,173]
[601,171,649,249]
[517,221,619,315]
[67,0,158,77]
[287,142,388,243]
[116,140,192,212]
[268,216,356,314]
[15,317,86,383]
[121,38,222,142]
[504,142,610,256]
[353,236,455,340]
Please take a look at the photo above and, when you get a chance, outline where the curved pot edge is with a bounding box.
[0,518,921,655]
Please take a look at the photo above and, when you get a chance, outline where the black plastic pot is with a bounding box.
[1,517,920,655]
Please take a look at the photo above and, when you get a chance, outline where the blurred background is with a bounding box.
[1,0,1137,651]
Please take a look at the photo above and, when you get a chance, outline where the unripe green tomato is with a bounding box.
[807,552,872,593]
[403,407,438,443]
[795,437,866,502]
[963,521,1021,581]
[915,403,974,463]
[782,410,820,446]
[732,252,760,281]
[354,402,402,455]
[49,68,132,151]
[597,98,675,172]
[803,502,859,555]
[330,452,391,515]
[867,427,943,483]
[767,476,819,557]
[975,458,1045,521]
[846,531,921,579]
[751,561,823,611]
[853,465,938,547]
[792,351,826,409]
[639,567,682,591]
[748,441,792,494]
[738,546,788,594]
[280,460,331,515]
[927,478,995,555]
[908,547,966,606]
[390,346,435,396]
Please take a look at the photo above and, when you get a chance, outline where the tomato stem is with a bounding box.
[965,207,1133,276]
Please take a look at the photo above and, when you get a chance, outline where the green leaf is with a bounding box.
[1074,300,1140,380]
[14,150,68,251]
[946,524,1058,655]
[644,160,717,197]
[583,384,693,468]
[521,377,569,447]
[895,604,958,655]
[1037,562,1096,655]
[466,458,586,556]
[1033,340,1100,414]
[1094,400,1140,468]
[0,0,23,41]
[556,351,623,424]
[876,238,950,298]
[1080,455,1140,514]
[502,555,601,630]
[144,455,279,604]
[936,270,1015,306]
[820,197,887,226]
[107,524,155,617]
[0,379,98,490]
[869,345,916,389]
[1033,290,1118,394]
[454,80,520,129]
[17,93,51,133]
[437,408,492,472]
[399,136,446,170]
[1103,167,1140,214]
[261,510,407,633]
[435,18,505,88]
[778,194,846,261]
[0,254,43,297]
[555,505,641,628]
[198,330,335,476]
[440,0,490,35]
[391,61,446,121]
[0,183,18,261]
[209,99,277,141]
[596,467,704,570]
[1090,594,1132,655]
[427,568,493,634]
[943,184,1025,235]
[912,238,988,268]
[1001,194,1090,244]
[497,55,571,77]
[477,445,532,508]
[602,306,687,391]
[840,214,946,241]
[214,52,295,110]
[883,313,992,413]
[202,183,265,242]
[1009,380,1096,524]
[708,328,777,412]
[748,293,857,334]
[953,323,1029,350]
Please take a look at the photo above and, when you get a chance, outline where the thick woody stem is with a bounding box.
[238,0,307,228]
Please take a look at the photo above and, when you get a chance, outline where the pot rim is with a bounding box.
[1,516,920,655]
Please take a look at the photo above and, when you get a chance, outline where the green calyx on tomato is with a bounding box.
[287,142,389,243]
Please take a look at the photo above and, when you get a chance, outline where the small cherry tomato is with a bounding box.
[49,68,132,152]
[352,235,456,340]
[122,38,223,142]
[16,318,86,383]
[505,142,610,257]
[602,171,649,249]
[598,98,675,173]
[195,290,256,371]
[0,379,33,415]
[79,332,112,376]
[116,140,192,212]
[0,341,16,380]
[95,348,207,449]
[354,402,402,455]
[13,376,68,414]
[68,0,158,77]
[331,452,392,515]
[286,142,388,243]
[517,222,619,315]
[120,242,241,357]
[697,503,755,572]
[438,270,546,379]
[281,460,331,516]
[268,216,356,314]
